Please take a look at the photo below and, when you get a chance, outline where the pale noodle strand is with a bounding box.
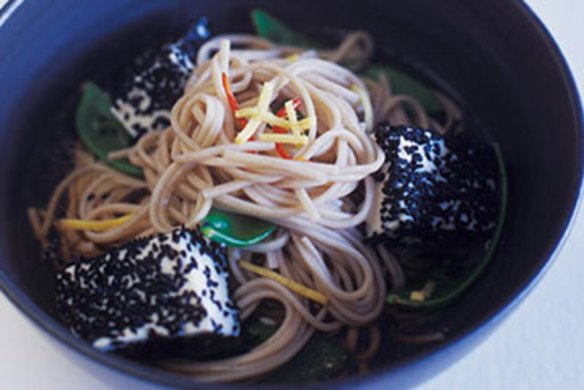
[28,30,451,382]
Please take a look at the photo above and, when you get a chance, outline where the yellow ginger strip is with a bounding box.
[239,260,328,305]
[264,113,292,128]
[285,100,303,136]
[235,81,274,144]
[298,118,311,131]
[234,107,258,118]
[58,215,132,232]
[259,133,308,145]
[235,97,311,138]
[255,116,310,132]
[409,281,437,302]
[236,108,290,129]
[235,117,263,145]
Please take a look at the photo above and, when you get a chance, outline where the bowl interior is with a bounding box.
[0,0,581,387]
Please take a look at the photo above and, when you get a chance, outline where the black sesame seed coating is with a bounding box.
[368,123,499,251]
[110,17,211,139]
[55,227,239,352]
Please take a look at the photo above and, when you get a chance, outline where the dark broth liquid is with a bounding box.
[18,23,498,383]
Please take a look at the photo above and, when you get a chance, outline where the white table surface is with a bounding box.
[1,1,583,389]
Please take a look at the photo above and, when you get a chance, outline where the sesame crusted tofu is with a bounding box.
[110,17,210,139]
[367,123,499,251]
[56,227,239,352]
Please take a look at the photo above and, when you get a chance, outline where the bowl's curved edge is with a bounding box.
[0,0,582,388]
[337,1,584,388]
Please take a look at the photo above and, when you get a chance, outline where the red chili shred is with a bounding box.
[221,72,247,129]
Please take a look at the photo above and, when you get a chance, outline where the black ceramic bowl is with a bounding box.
[0,0,581,388]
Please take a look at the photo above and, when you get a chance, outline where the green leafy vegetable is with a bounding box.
[363,65,443,114]
[243,319,278,344]
[251,9,316,47]
[264,333,348,383]
[387,143,508,309]
[200,209,276,247]
[75,82,143,177]
[243,319,347,383]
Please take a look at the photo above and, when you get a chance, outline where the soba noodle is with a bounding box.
[28,31,460,382]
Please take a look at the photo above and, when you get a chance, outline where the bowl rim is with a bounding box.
[0,0,582,388]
